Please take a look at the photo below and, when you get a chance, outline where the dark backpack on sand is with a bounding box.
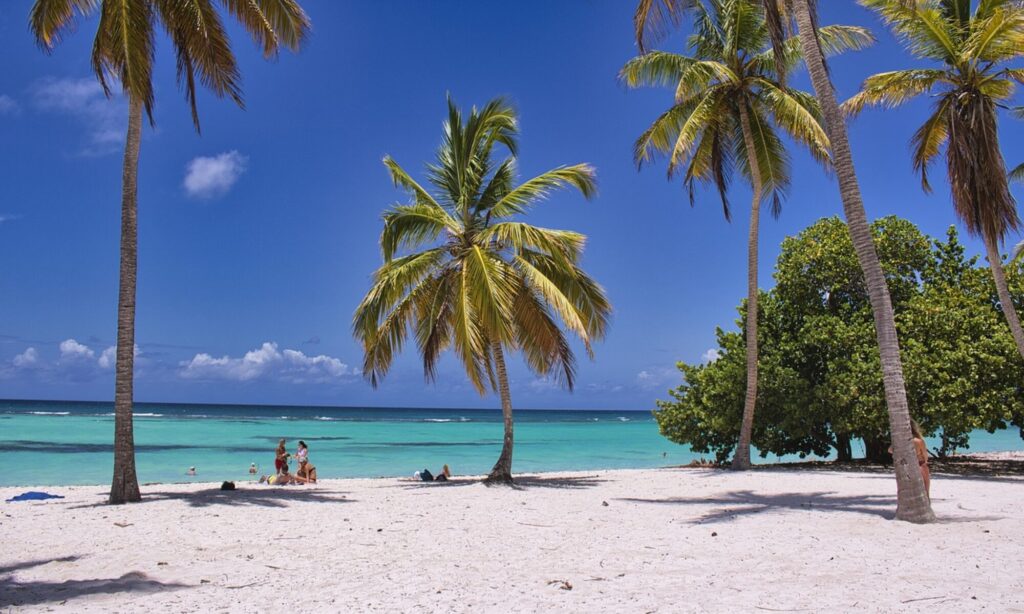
[220,481,236,491]
[419,469,434,482]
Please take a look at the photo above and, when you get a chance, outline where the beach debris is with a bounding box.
[711,532,718,537]
[114,522,133,528]
[157,562,168,566]
[602,501,609,507]
[547,580,573,591]
[200,579,211,584]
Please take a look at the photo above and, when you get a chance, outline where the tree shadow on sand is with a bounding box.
[392,474,608,491]
[1,557,185,609]
[68,486,355,510]
[618,490,899,523]
[749,458,1024,484]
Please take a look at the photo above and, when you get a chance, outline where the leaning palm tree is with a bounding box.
[633,0,935,522]
[353,97,611,484]
[31,0,310,504]
[847,0,1024,361]
[622,0,871,469]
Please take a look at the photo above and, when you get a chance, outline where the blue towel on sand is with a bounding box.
[5,491,65,502]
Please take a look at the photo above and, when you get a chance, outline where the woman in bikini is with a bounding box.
[890,420,930,497]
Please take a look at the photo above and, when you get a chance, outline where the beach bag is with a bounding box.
[420,469,434,482]
[220,481,236,491]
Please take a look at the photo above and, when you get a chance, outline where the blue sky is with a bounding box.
[1,1,1022,410]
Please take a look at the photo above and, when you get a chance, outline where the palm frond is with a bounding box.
[90,0,157,120]
[487,164,596,219]
[910,94,953,192]
[220,0,311,57]
[29,0,98,50]
[380,204,460,261]
[844,69,948,115]
[635,0,693,52]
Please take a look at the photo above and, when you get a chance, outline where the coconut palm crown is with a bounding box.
[353,97,611,482]
[846,0,1024,360]
[622,0,870,217]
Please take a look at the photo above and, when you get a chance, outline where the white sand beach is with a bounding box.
[2,464,1023,613]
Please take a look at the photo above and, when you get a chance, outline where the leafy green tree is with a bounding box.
[633,0,935,522]
[30,0,310,504]
[353,98,611,483]
[848,0,1024,362]
[621,0,869,470]
[656,217,1024,463]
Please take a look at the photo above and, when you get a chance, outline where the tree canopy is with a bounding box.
[655,216,1024,463]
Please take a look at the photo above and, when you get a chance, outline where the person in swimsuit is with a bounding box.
[295,460,317,484]
[275,439,289,473]
[259,462,297,485]
[910,420,930,497]
[890,420,930,497]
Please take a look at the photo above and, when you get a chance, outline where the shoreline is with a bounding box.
[3,464,1023,611]
[4,450,1022,490]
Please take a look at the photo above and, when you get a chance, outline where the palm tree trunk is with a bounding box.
[732,101,762,471]
[793,0,933,522]
[983,232,1024,360]
[485,341,515,484]
[109,96,143,505]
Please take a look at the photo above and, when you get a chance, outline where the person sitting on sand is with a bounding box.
[259,463,297,486]
[295,460,317,484]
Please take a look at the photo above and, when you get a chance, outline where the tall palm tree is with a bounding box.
[634,0,936,522]
[31,0,310,504]
[353,97,611,484]
[622,0,870,469]
[847,0,1024,361]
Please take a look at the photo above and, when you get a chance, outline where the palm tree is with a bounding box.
[847,0,1024,362]
[633,0,935,522]
[622,0,871,469]
[31,0,310,504]
[353,97,611,484]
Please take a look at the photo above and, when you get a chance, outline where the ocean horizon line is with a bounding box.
[0,397,655,414]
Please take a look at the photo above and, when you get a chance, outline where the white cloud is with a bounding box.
[32,77,125,156]
[183,151,248,199]
[13,347,38,367]
[59,338,95,361]
[98,346,116,369]
[0,95,18,115]
[180,342,353,384]
[0,214,19,225]
[701,348,722,363]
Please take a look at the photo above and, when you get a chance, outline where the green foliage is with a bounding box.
[655,217,1024,461]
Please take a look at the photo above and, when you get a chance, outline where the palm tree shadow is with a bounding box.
[68,486,354,509]
[618,490,898,523]
[0,571,186,608]
[392,474,607,491]
[0,556,80,576]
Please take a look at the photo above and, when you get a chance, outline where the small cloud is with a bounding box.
[0,95,18,115]
[701,348,721,363]
[59,338,94,361]
[636,366,678,390]
[303,336,321,345]
[179,341,353,384]
[13,347,38,367]
[0,214,20,225]
[32,77,125,156]
[98,344,141,369]
[98,346,116,369]
[183,151,248,199]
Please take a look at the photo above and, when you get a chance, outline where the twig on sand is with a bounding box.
[517,522,555,528]
[264,564,294,571]
[226,582,260,590]
[754,607,808,612]
[901,596,946,604]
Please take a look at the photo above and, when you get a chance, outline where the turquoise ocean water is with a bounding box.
[1,399,1022,487]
